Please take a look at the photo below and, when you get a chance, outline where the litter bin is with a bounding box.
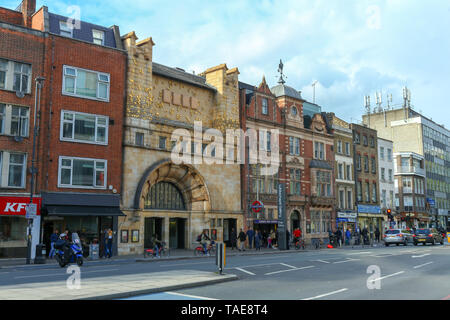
[35,244,46,264]
[89,244,99,260]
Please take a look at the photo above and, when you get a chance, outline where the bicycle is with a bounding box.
[292,238,305,250]
[144,242,170,258]
[194,241,216,256]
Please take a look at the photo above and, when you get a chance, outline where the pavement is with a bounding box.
[0,269,237,300]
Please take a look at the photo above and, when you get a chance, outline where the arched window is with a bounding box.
[144,182,186,210]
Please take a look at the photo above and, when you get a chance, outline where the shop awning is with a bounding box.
[45,205,125,217]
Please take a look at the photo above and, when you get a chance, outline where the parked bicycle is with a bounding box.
[144,242,170,258]
[194,240,216,256]
[292,238,305,250]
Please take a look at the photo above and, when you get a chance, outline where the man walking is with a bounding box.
[254,230,262,251]
[375,227,381,243]
[246,228,254,249]
[48,229,59,259]
[345,228,352,246]
[238,228,247,251]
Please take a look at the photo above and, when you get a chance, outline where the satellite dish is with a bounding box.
[15,91,25,98]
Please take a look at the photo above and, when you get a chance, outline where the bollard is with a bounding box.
[216,242,226,275]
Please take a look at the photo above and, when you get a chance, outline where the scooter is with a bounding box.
[55,233,83,268]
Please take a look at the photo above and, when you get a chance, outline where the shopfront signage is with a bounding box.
[357,205,381,214]
[0,197,41,216]
[338,212,357,219]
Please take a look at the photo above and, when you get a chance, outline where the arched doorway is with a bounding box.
[134,159,211,250]
[291,210,301,232]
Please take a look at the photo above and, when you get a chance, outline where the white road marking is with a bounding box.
[371,271,405,282]
[302,288,348,300]
[332,259,360,264]
[412,253,431,258]
[159,262,211,267]
[164,292,218,300]
[264,265,314,276]
[232,262,284,269]
[14,268,120,279]
[234,268,256,276]
[413,262,433,269]
[280,263,297,269]
[347,251,371,255]
[313,260,330,264]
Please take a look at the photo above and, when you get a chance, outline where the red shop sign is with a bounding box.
[0,196,41,216]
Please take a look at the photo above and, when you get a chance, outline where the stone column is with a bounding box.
[164,216,170,249]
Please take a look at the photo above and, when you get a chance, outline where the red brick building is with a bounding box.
[240,75,336,246]
[0,0,127,258]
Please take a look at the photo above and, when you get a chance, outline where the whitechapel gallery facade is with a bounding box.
[118,32,244,255]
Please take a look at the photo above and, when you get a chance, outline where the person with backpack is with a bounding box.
[238,228,247,251]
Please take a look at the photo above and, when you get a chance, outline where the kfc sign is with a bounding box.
[0,197,41,216]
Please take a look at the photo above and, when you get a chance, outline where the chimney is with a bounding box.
[20,0,36,27]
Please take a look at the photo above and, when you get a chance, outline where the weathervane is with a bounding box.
[277,59,286,85]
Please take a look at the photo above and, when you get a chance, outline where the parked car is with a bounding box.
[383,229,414,246]
[413,228,444,246]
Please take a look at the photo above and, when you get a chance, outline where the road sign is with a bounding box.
[427,198,435,207]
[25,203,38,219]
[251,200,264,213]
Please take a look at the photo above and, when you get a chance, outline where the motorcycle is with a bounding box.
[54,233,84,268]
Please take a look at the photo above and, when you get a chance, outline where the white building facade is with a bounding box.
[378,138,395,230]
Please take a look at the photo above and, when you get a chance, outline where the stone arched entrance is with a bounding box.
[134,159,212,249]
[290,210,301,232]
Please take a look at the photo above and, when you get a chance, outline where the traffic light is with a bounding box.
[387,209,393,221]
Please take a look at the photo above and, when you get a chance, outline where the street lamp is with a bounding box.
[26,76,45,265]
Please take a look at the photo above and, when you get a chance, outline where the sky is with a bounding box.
[4,0,450,129]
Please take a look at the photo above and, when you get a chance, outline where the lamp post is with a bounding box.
[26,76,45,265]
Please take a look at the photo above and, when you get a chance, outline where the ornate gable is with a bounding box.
[311,114,326,133]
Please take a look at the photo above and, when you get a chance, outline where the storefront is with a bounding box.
[337,211,357,233]
[357,205,383,238]
[41,192,124,257]
[0,196,42,258]
[253,220,278,246]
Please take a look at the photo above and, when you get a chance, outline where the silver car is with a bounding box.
[383,229,414,246]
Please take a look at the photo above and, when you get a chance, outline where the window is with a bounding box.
[380,147,384,160]
[387,149,392,161]
[261,98,268,115]
[381,190,386,207]
[388,169,393,182]
[363,135,368,146]
[370,136,375,147]
[289,169,301,195]
[365,182,370,202]
[316,171,331,197]
[314,142,324,160]
[0,104,29,137]
[291,106,297,116]
[346,164,351,180]
[347,190,353,209]
[92,29,105,46]
[339,190,345,209]
[13,63,31,93]
[267,131,271,152]
[61,111,108,144]
[357,154,361,171]
[59,157,106,189]
[345,142,350,155]
[364,156,369,172]
[60,21,73,37]
[135,132,144,146]
[337,140,342,154]
[159,136,167,150]
[63,66,110,101]
[289,137,294,155]
[381,168,385,181]
[357,181,362,202]
[4,153,26,188]
[371,157,376,173]
[354,132,360,144]
[144,182,185,210]
[338,164,343,180]
[295,138,300,155]
[0,59,7,89]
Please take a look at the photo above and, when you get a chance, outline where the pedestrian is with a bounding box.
[336,228,343,247]
[375,227,381,243]
[106,228,114,258]
[230,228,237,250]
[362,226,369,245]
[246,227,254,249]
[238,228,246,251]
[254,230,262,251]
[152,234,162,258]
[49,229,59,259]
[267,230,273,248]
[345,229,351,246]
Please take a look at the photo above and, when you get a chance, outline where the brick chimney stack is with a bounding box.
[20,0,36,27]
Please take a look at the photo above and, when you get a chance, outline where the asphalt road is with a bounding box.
[1,243,449,300]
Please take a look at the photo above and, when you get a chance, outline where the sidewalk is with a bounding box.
[0,269,237,300]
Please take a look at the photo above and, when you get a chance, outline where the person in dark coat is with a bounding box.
[230,228,237,250]
[254,230,262,251]
[238,229,247,251]
[375,227,381,243]
[246,228,254,249]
